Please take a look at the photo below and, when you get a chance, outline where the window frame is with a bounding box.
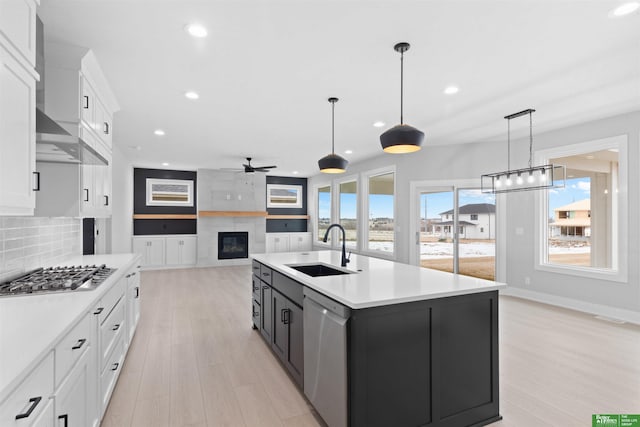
[336,174,359,251]
[313,182,333,247]
[534,134,628,283]
[361,166,397,259]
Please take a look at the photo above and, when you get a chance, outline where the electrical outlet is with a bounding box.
[524,276,531,285]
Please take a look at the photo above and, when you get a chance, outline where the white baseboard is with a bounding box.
[501,287,640,325]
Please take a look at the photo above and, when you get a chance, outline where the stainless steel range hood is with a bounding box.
[36,109,108,165]
[35,16,108,166]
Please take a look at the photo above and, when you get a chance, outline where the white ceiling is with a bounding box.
[39,0,640,177]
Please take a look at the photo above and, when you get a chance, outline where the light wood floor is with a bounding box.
[102,266,640,427]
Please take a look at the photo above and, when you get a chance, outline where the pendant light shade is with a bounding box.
[380,42,424,154]
[319,97,348,174]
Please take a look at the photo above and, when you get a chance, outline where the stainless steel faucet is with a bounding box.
[322,223,350,267]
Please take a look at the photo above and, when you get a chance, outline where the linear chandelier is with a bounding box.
[481,109,565,194]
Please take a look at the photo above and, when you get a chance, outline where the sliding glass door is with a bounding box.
[418,187,496,280]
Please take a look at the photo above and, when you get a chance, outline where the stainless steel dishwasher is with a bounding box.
[303,287,351,427]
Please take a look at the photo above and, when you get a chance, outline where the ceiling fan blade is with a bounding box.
[256,165,277,169]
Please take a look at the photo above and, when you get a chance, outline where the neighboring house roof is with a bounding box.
[554,199,590,212]
[435,221,476,226]
[439,203,496,216]
[550,218,591,227]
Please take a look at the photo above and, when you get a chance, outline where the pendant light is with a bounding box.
[480,109,566,193]
[380,42,424,154]
[318,97,348,174]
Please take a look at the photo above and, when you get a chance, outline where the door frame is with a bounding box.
[409,179,507,283]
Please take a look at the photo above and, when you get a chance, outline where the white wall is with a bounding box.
[110,144,133,253]
[308,110,640,319]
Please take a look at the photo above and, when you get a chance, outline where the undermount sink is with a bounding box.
[287,263,353,277]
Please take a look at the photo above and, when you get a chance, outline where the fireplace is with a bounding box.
[218,232,249,260]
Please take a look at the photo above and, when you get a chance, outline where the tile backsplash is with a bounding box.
[0,217,81,282]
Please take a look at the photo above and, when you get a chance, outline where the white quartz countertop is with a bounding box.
[252,250,507,309]
[0,253,140,401]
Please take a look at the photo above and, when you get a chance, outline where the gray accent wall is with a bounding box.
[308,111,640,319]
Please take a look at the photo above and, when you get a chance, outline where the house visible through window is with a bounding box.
[471,214,478,220]
[545,147,619,269]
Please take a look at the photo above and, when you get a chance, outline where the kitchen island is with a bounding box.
[252,250,506,427]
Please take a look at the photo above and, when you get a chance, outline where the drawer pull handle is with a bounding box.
[112,324,121,331]
[15,396,42,419]
[252,308,259,317]
[72,338,87,350]
[58,414,68,427]
[84,188,89,202]
[111,362,119,371]
[135,287,140,298]
[104,195,109,206]
[33,171,40,191]
[83,95,89,109]
[262,285,268,290]
[93,307,104,315]
[262,272,269,277]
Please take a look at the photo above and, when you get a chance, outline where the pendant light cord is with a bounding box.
[331,100,335,154]
[507,119,511,171]
[400,50,404,125]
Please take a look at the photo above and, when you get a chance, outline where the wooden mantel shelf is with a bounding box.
[199,211,268,217]
[133,214,197,219]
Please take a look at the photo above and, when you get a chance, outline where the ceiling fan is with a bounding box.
[242,157,277,173]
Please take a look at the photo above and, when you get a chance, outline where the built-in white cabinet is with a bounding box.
[0,0,38,216]
[133,235,197,269]
[266,232,312,253]
[165,236,197,266]
[125,264,141,346]
[54,349,91,427]
[132,237,166,268]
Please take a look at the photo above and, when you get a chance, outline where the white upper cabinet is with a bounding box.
[0,0,38,68]
[0,0,38,216]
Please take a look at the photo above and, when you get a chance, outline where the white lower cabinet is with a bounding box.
[0,259,140,427]
[266,232,312,253]
[0,352,53,426]
[133,235,197,269]
[54,349,90,427]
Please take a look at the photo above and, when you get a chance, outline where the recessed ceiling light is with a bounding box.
[185,91,199,100]
[609,1,639,17]
[162,162,170,166]
[443,86,459,95]
[373,121,385,128]
[344,150,353,154]
[154,129,165,136]
[185,23,208,38]
[292,171,299,175]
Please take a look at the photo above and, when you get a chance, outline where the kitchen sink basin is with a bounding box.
[287,263,353,277]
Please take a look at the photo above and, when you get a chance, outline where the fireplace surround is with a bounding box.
[218,231,249,260]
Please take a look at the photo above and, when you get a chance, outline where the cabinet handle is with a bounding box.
[93,307,104,315]
[112,324,121,331]
[58,414,68,427]
[111,362,119,371]
[135,287,140,298]
[131,272,137,276]
[84,188,89,202]
[72,338,87,350]
[126,274,131,278]
[83,95,89,109]
[32,171,40,191]
[253,285,259,291]
[104,195,109,206]
[262,272,269,277]
[104,122,109,134]
[262,285,268,290]
[281,308,291,324]
[15,396,42,419]
[252,308,259,317]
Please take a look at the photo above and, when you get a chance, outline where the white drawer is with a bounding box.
[100,299,124,372]
[0,351,53,427]
[100,335,124,412]
[54,312,91,389]
[94,276,124,325]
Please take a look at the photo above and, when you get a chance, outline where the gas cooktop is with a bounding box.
[0,264,116,297]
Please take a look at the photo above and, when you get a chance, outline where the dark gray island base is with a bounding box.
[251,257,502,427]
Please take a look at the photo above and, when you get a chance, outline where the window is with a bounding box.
[317,185,331,243]
[367,171,394,253]
[537,135,627,281]
[339,180,357,249]
[471,214,478,220]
